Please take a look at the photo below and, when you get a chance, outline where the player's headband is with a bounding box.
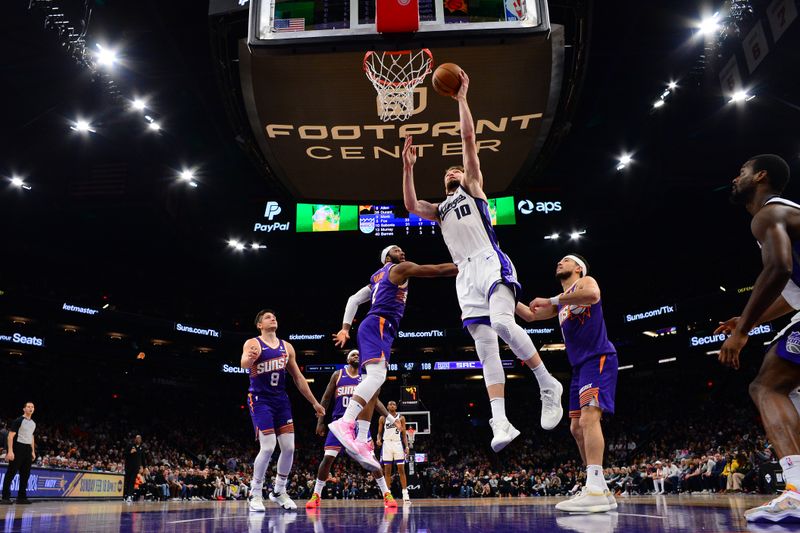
[564,255,587,277]
[347,349,359,357]
[381,245,398,264]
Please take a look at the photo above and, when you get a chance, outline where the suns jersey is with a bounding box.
[558,282,616,367]
[366,263,408,329]
[248,337,289,398]
[762,197,800,309]
[438,185,505,265]
[382,416,402,443]
[331,368,360,420]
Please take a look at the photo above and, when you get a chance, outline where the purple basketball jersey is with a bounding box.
[366,263,407,329]
[331,368,361,420]
[558,283,616,367]
[248,337,289,398]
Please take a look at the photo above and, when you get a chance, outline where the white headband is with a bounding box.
[347,349,359,357]
[565,255,588,277]
[380,245,398,264]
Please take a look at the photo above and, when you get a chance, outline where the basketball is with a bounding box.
[432,63,463,97]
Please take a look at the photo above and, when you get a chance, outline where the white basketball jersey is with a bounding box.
[438,185,500,265]
[383,417,401,443]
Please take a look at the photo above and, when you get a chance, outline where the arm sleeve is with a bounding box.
[342,285,372,326]
[10,417,22,432]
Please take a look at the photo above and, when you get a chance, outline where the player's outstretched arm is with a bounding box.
[390,261,458,283]
[316,371,339,435]
[516,301,556,322]
[402,136,439,221]
[715,295,794,335]
[333,285,372,348]
[285,341,326,417]
[240,339,261,370]
[553,277,601,306]
[720,208,794,369]
[454,71,485,198]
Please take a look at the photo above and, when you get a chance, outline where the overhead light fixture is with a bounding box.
[728,90,755,103]
[698,12,720,35]
[569,230,587,240]
[10,176,32,190]
[544,233,560,240]
[658,357,677,364]
[131,98,147,111]
[719,286,727,292]
[147,121,161,132]
[653,99,666,109]
[616,153,633,171]
[179,170,195,181]
[250,242,266,250]
[642,331,659,338]
[706,350,721,355]
[94,43,118,67]
[618,364,634,371]
[667,81,678,90]
[70,119,96,133]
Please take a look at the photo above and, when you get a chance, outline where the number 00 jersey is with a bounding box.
[331,368,360,420]
[248,337,289,398]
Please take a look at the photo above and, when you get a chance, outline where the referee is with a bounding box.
[1,402,37,504]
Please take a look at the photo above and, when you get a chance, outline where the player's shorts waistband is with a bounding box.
[455,246,497,267]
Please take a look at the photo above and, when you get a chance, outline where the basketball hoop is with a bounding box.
[363,49,433,122]
[406,427,416,448]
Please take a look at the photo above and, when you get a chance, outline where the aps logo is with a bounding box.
[517,199,562,215]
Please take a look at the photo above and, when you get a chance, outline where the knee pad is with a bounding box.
[258,432,277,454]
[490,312,536,361]
[355,362,387,401]
[468,324,505,387]
[277,433,295,455]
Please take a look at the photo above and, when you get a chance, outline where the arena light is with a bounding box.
[719,286,727,292]
[146,120,161,132]
[642,331,659,337]
[705,349,721,355]
[653,99,666,109]
[569,230,586,240]
[544,233,560,240]
[94,43,119,68]
[667,81,678,90]
[658,357,677,364]
[131,98,147,111]
[618,364,634,371]
[616,153,633,171]
[70,119,96,134]
[10,176,32,190]
[728,90,755,104]
[179,170,195,181]
[251,242,267,250]
[697,12,720,35]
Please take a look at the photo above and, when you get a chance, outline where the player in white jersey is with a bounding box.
[376,401,410,504]
[401,70,563,451]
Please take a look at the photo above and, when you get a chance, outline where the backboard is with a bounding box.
[233,0,564,201]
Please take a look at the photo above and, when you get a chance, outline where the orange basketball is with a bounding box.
[432,63,463,97]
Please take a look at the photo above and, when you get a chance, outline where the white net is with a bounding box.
[363,49,433,122]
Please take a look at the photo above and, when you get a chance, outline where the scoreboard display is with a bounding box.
[294,197,516,236]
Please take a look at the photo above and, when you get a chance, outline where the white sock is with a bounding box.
[530,361,554,387]
[357,420,370,442]
[376,476,389,494]
[275,474,288,494]
[586,465,607,491]
[490,397,507,422]
[314,479,325,496]
[402,488,409,495]
[780,456,800,488]
[342,400,364,422]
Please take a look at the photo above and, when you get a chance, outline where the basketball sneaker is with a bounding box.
[269,491,298,510]
[540,380,564,430]
[329,418,379,469]
[605,489,618,510]
[249,493,266,512]
[555,486,613,513]
[384,491,398,508]
[305,493,321,509]
[342,440,381,471]
[489,418,521,452]
[745,485,800,522]
[402,489,411,505]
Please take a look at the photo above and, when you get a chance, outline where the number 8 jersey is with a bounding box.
[248,337,288,398]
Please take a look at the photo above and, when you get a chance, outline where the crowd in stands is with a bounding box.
[0,389,782,501]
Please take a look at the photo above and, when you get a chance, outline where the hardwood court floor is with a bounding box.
[0,494,793,532]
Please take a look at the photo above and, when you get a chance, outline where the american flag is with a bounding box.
[274,18,305,32]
